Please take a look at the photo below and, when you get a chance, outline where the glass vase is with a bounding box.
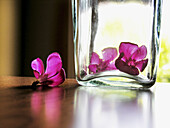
[72,0,163,88]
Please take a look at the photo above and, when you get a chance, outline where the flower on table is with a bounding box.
[115,42,148,75]
[89,48,118,73]
[31,52,66,87]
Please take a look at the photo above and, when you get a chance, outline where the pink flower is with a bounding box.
[115,42,148,75]
[89,48,118,73]
[31,52,66,87]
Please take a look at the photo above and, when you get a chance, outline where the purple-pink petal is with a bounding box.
[135,59,148,72]
[102,48,117,62]
[90,52,100,65]
[131,45,147,61]
[105,61,117,70]
[119,42,138,60]
[31,58,44,79]
[89,64,98,73]
[33,70,41,79]
[45,52,62,78]
[48,68,66,87]
[115,53,139,75]
[115,59,139,75]
[39,74,48,83]
[115,42,148,75]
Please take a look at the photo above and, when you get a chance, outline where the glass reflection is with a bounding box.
[73,87,153,128]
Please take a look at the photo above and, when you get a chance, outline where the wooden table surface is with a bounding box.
[0,76,170,128]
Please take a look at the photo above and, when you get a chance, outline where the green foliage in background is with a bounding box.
[157,38,170,82]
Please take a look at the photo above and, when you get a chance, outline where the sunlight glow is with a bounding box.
[94,2,153,54]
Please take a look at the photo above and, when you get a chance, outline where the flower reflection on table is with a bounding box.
[31,87,64,128]
[73,87,153,128]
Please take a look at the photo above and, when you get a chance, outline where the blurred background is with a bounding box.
[0,0,74,78]
[0,0,169,82]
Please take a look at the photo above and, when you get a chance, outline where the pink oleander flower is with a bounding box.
[89,48,118,73]
[31,52,66,87]
[115,42,148,75]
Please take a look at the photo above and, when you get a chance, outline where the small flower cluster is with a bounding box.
[89,42,148,76]
[31,52,66,87]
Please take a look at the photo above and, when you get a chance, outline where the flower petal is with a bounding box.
[39,74,48,83]
[90,52,100,65]
[48,68,66,87]
[89,64,98,73]
[33,70,41,79]
[102,48,117,62]
[115,53,139,75]
[119,42,138,60]
[45,52,62,78]
[135,59,148,72]
[31,58,44,79]
[105,61,117,70]
[131,45,147,61]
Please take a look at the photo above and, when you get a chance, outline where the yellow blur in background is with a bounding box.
[157,0,170,82]
[0,0,18,75]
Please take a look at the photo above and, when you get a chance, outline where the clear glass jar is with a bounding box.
[72,0,163,88]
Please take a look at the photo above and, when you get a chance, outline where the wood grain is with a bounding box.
[0,76,79,128]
